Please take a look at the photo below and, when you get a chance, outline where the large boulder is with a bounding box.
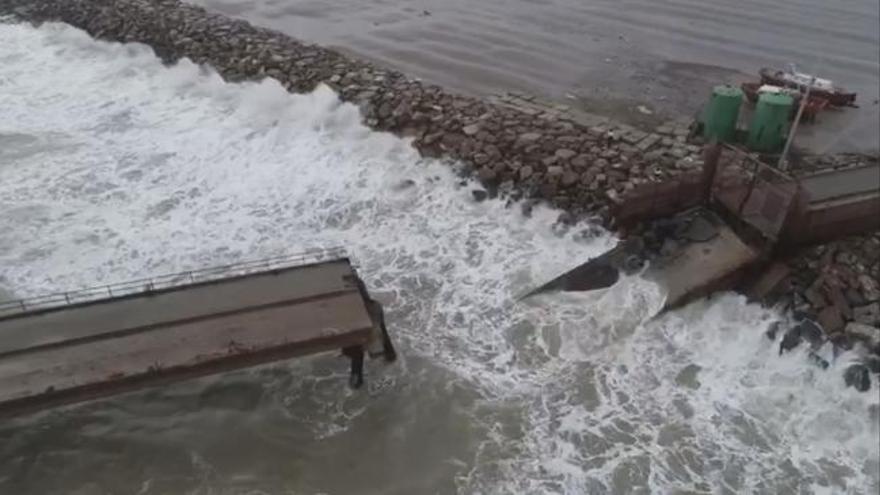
[845,322,880,349]
[853,302,880,326]
[779,319,824,355]
[843,364,871,392]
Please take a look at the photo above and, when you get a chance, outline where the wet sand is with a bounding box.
[192,0,880,153]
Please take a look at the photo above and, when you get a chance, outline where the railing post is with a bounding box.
[701,144,722,203]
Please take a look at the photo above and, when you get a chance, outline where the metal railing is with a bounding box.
[0,247,348,317]
[711,146,798,241]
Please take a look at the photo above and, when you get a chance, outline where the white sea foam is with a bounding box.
[1,21,877,494]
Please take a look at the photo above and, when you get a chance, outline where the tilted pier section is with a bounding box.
[0,249,396,417]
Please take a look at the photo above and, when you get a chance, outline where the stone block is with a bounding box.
[817,305,844,334]
[853,302,880,326]
[846,322,880,348]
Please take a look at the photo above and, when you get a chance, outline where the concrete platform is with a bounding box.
[801,164,880,203]
[0,253,394,417]
[646,223,760,309]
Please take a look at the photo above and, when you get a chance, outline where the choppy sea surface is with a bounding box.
[193,0,880,153]
[0,21,878,494]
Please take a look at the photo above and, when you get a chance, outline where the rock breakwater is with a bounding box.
[3,0,706,226]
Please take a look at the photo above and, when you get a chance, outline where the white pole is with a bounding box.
[778,76,815,171]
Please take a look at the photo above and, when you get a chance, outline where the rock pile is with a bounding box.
[762,232,880,390]
[3,0,702,226]
[785,233,880,342]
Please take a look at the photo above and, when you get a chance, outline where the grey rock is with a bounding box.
[571,155,589,169]
[818,305,845,334]
[462,124,480,136]
[862,355,880,374]
[471,189,489,202]
[844,364,871,392]
[804,280,827,308]
[519,166,534,180]
[517,132,542,143]
[808,351,829,369]
[555,148,577,160]
[797,319,824,348]
[670,147,688,159]
[673,127,690,137]
[854,302,880,326]
[636,133,661,152]
[845,288,867,307]
[846,322,880,348]
[860,274,880,301]
[779,326,802,354]
[478,166,497,182]
[561,171,578,187]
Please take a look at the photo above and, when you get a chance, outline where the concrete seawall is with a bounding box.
[2,0,710,226]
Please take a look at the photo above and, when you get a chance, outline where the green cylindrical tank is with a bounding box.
[747,93,794,152]
[702,85,743,143]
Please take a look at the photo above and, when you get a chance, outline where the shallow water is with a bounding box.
[0,22,878,494]
[191,0,880,153]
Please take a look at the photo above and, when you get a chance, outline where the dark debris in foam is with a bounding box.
[1,0,713,229]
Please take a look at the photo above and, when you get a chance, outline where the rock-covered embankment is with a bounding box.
[3,0,705,226]
[765,232,880,390]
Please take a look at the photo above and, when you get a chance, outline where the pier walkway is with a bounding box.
[0,250,395,417]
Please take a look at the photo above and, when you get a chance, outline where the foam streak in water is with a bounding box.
[0,21,877,494]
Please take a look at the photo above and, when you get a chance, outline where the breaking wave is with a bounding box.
[0,21,877,494]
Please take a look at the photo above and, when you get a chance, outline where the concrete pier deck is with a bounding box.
[646,223,760,309]
[0,252,394,417]
[801,164,880,203]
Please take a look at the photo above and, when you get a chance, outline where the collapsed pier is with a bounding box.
[1,0,877,400]
[0,251,396,417]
